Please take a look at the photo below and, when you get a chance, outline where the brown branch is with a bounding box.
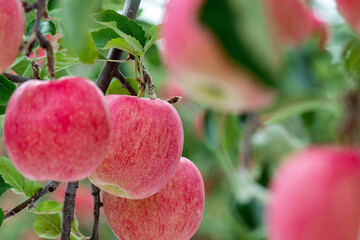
[60,181,79,240]
[23,0,55,79]
[90,184,102,240]
[3,73,31,84]
[4,181,60,221]
[114,70,137,96]
[96,0,141,94]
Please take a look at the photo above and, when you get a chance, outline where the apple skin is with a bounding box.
[0,0,24,73]
[4,77,111,181]
[89,95,184,199]
[267,146,360,240]
[162,0,275,113]
[336,0,360,35]
[103,157,205,240]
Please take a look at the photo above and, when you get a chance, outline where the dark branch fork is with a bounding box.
[23,0,55,79]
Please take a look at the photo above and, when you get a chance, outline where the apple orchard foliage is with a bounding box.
[0,0,360,240]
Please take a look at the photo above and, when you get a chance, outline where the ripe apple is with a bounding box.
[89,95,184,199]
[4,77,111,181]
[0,0,24,73]
[162,0,274,113]
[103,157,205,240]
[336,0,360,35]
[267,146,360,240]
[265,0,314,48]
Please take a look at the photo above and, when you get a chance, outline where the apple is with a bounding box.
[336,0,360,35]
[0,0,24,73]
[89,95,184,199]
[162,0,327,113]
[103,157,205,240]
[265,0,314,48]
[4,76,111,181]
[162,0,274,113]
[267,146,360,240]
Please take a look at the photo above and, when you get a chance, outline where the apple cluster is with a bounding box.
[5,81,205,239]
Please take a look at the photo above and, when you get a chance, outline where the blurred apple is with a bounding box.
[336,0,360,35]
[0,0,24,73]
[267,146,360,240]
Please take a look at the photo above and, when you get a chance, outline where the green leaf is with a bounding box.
[94,9,146,51]
[200,0,276,87]
[40,52,80,78]
[60,0,97,64]
[0,175,11,198]
[0,106,5,115]
[37,201,63,214]
[71,215,80,233]
[33,213,61,239]
[0,157,25,194]
[106,77,139,95]
[26,20,56,37]
[103,38,135,54]
[10,56,32,76]
[91,28,120,49]
[0,75,16,106]
[0,208,4,227]
[144,24,162,53]
[24,180,42,198]
[70,232,82,240]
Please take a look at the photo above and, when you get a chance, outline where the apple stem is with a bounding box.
[60,181,79,240]
[90,184,102,240]
[3,180,60,221]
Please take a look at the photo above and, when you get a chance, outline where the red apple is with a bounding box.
[89,95,183,199]
[0,0,24,73]
[163,0,274,113]
[267,146,360,240]
[336,0,360,35]
[103,157,205,240]
[4,77,111,181]
[265,0,314,48]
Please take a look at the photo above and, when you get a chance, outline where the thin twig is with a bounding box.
[23,0,55,79]
[90,184,102,240]
[3,73,31,84]
[114,70,137,96]
[60,181,79,240]
[4,181,60,221]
